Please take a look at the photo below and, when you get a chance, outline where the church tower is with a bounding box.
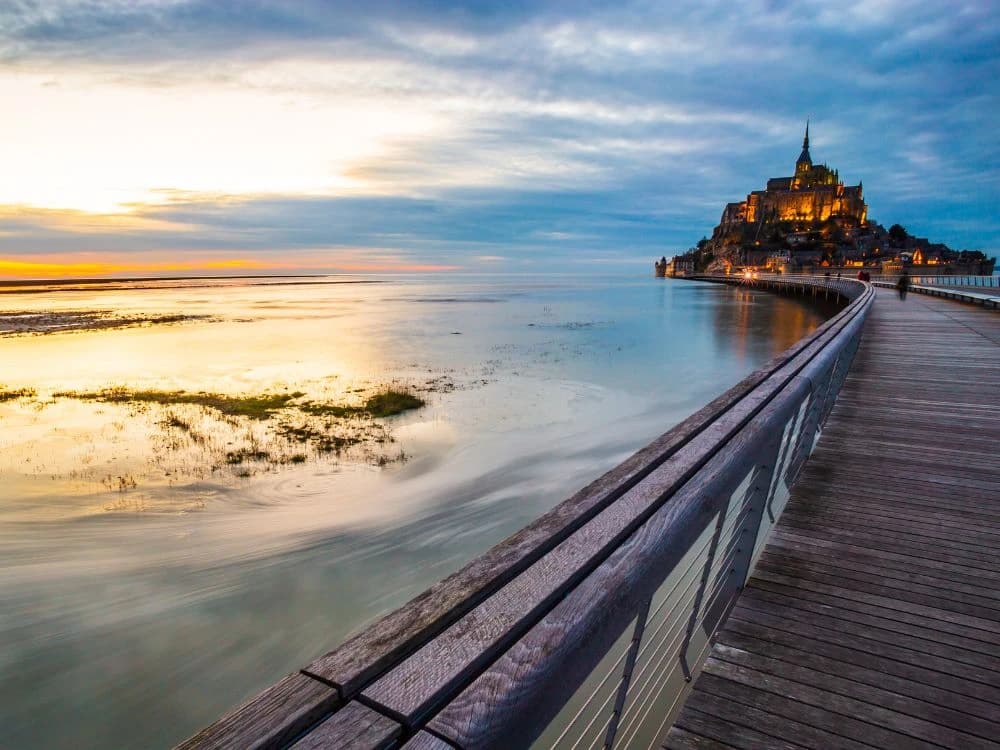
[795,120,812,175]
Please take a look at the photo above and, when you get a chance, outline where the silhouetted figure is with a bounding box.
[897,271,910,300]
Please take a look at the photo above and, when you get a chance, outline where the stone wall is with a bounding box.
[748,187,867,224]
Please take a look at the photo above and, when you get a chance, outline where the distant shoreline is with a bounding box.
[0,273,331,287]
[0,274,384,295]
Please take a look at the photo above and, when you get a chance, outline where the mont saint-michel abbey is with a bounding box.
[658,123,994,276]
[719,123,867,227]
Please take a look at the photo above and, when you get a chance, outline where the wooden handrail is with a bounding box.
[179,277,873,750]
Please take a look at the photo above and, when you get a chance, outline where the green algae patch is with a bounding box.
[43,384,424,480]
[364,389,425,417]
[53,388,305,420]
[53,386,424,421]
[299,402,360,418]
[0,386,37,402]
[301,388,425,419]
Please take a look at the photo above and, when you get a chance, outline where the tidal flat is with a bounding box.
[0,308,216,335]
[0,273,831,749]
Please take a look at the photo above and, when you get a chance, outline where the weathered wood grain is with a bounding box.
[676,698,851,750]
[288,702,400,750]
[360,392,797,724]
[694,671,928,749]
[174,673,340,750]
[671,288,1000,749]
[739,585,1000,656]
[705,656,991,749]
[715,626,1000,722]
[768,531,1000,588]
[710,642,1000,743]
[398,731,457,749]
[662,725,740,749]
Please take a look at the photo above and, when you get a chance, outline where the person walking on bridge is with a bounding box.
[897,270,910,300]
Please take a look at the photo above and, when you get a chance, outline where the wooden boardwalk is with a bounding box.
[666,288,1000,749]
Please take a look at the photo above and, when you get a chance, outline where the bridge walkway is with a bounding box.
[666,288,1000,749]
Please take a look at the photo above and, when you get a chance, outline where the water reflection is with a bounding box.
[709,286,841,362]
[0,275,828,748]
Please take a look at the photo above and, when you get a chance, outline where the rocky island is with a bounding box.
[657,123,996,277]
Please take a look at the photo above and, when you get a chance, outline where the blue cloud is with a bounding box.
[2,0,998,268]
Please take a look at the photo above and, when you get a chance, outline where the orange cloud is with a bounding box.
[0,257,274,278]
[304,261,461,273]
[0,254,460,279]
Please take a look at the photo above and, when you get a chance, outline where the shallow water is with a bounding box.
[0,273,831,748]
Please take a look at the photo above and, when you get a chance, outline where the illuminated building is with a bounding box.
[718,122,867,228]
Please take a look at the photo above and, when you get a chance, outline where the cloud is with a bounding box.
[1,0,998,275]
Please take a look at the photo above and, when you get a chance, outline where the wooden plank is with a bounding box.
[666,712,808,750]
[662,725,740,749]
[776,483,1000,520]
[772,506,1000,552]
[748,576,1000,652]
[714,628,1000,721]
[768,530,1000,587]
[709,642,1000,743]
[796,450,1000,482]
[772,516,1000,570]
[774,514,1000,567]
[289,702,401,750]
[670,288,1000,747]
[701,658,995,749]
[174,673,340,750]
[728,603,1000,689]
[399,731,457,749]
[776,507,1000,553]
[752,556,1000,621]
[748,566,1000,639]
[674,706,813,749]
[694,672,925,749]
[739,585,1000,656]
[759,541,1000,602]
[756,548,1000,610]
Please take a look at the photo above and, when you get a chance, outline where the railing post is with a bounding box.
[676,459,774,683]
[603,597,651,749]
[735,463,773,586]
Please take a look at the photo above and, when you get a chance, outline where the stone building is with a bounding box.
[669,256,695,277]
[719,123,867,228]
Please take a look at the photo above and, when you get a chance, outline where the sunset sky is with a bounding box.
[2,1,998,277]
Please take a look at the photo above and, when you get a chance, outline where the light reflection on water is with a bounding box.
[0,274,830,749]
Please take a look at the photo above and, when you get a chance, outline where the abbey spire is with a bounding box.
[716,120,866,229]
[796,120,812,172]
